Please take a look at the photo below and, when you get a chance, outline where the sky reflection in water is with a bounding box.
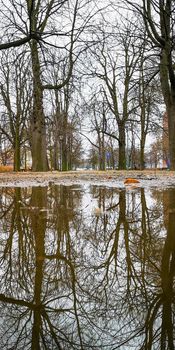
[0,184,174,350]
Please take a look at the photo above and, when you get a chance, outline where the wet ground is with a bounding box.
[0,169,175,188]
[0,172,175,349]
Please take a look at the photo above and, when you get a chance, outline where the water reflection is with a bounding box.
[0,184,174,349]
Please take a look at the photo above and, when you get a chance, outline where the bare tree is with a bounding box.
[124,0,175,169]
[0,50,32,171]
[0,0,95,171]
[135,60,163,169]
[87,21,141,169]
[47,87,84,170]
[27,0,78,171]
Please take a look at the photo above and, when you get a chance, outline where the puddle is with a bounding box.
[0,184,174,349]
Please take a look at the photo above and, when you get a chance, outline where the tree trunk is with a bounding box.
[13,133,20,171]
[167,101,175,169]
[30,40,49,171]
[67,136,73,170]
[61,113,68,171]
[140,135,146,170]
[140,101,147,170]
[62,137,68,171]
[53,141,59,170]
[99,156,105,170]
[160,48,175,170]
[118,124,126,170]
[99,145,105,170]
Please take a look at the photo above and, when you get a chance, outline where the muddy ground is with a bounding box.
[0,170,175,188]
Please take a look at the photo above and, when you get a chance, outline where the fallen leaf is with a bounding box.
[124,178,140,184]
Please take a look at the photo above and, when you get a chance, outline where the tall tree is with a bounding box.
[124,0,175,169]
[88,21,140,169]
[0,0,91,171]
[27,0,76,171]
[0,50,32,171]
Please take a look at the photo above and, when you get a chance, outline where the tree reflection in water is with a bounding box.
[0,184,174,349]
